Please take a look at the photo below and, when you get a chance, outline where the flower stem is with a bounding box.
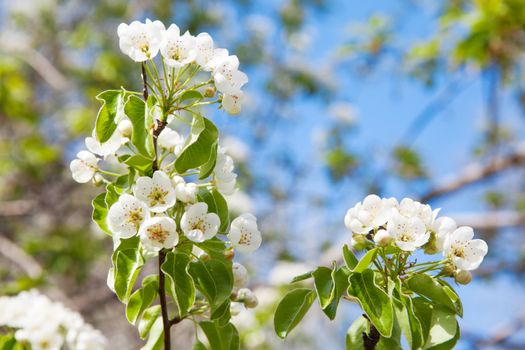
[158,250,171,349]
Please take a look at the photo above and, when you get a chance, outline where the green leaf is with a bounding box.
[139,305,161,340]
[188,259,233,314]
[124,154,153,174]
[345,316,369,350]
[347,270,394,337]
[313,267,335,309]
[322,267,350,320]
[140,314,163,349]
[192,341,208,350]
[105,184,120,207]
[125,95,154,158]
[198,188,229,233]
[423,306,459,350]
[343,244,358,270]
[405,274,457,314]
[291,270,313,283]
[199,142,218,179]
[412,297,433,344]
[274,288,316,339]
[393,296,423,350]
[92,192,110,235]
[353,248,378,272]
[438,280,463,317]
[161,251,195,317]
[0,333,17,350]
[195,237,228,260]
[95,90,122,142]
[126,275,159,324]
[111,236,144,303]
[175,115,219,174]
[211,299,231,326]
[200,321,239,350]
[179,90,204,103]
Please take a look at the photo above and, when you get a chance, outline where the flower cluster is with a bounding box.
[345,195,488,281]
[0,290,106,350]
[118,19,247,115]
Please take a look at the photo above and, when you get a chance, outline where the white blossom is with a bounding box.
[373,229,392,246]
[180,202,220,242]
[214,148,237,195]
[397,198,436,228]
[237,288,258,308]
[387,212,429,251]
[213,55,248,94]
[0,290,106,350]
[344,194,394,234]
[232,262,248,288]
[134,171,176,213]
[444,226,488,271]
[107,194,149,239]
[139,216,179,251]
[85,130,124,157]
[172,176,197,203]
[194,32,227,69]
[160,24,196,68]
[70,151,98,183]
[158,127,185,155]
[430,216,457,253]
[229,213,261,253]
[117,19,165,62]
[222,91,244,115]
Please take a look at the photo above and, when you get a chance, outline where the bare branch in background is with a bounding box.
[421,143,525,202]
[0,200,35,217]
[0,233,42,278]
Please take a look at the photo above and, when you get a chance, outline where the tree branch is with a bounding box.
[421,144,525,202]
[158,250,171,349]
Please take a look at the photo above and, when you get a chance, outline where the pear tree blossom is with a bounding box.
[133,171,176,212]
[180,202,220,242]
[72,19,261,349]
[228,213,262,253]
[275,194,488,349]
[70,150,98,183]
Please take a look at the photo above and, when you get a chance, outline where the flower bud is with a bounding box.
[441,264,456,277]
[351,234,368,251]
[237,288,258,308]
[373,229,392,247]
[117,119,133,138]
[454,270,472,285]
[423,232,439,255]
[232,262,248,288]
[224,248,235,261]
[204,87,216,98]
[230,302,242,316]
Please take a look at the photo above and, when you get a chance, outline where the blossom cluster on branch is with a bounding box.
[69,19,261,349]
[0,290,106,350]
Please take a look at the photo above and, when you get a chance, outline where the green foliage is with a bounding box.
[95,90,123,142]
[200,321,240,350]
[126,95,155,158]
[126,275,159,324]
[110,236,144,303]
[161,251,195,317]
[197,188,230,232]
[188,259,233,315]
[274,288,316,339]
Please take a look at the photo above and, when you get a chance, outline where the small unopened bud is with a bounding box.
[237,288,258,309]
[423,232,439,255]
[373,229,392,247]
[117,119,133,138]
[441,264,456,277]
[454,270,472,285]
[224,248,235,261]
[232,262,248,288]
[351,234,368,251]
[92,173,104,185]
[204,87,216,98]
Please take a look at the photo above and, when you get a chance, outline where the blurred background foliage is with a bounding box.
[2,0,525,348]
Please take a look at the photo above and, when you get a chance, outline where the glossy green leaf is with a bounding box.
[188,259,232,314]
[92,192,110,235]
[353,248,378,272]
[423,306,459,350]
[274,288,316,339]
[347,270,393,337]
[406,274,457,314]
[438,279,463,317]
[179,90,204,103]
[111,236,144,303]
[291,270,313,283]
[138,305,161,340]
[199,142,218,180]
[200,321,240,350]
[126,275,159,324]
[175,115,218,174]
[322,267,350,320]
[161,251,195,317]
[140,313,163,349]
[343,244,358,270]
[95,90,122,142]
[125,95,154,158]
[313,266,334,309]
[393,296,423,350]
[412,297,433,344]
[195,237,228,260]
[192,341,208,350]
[124,154,153,174]
[197,188,229,232]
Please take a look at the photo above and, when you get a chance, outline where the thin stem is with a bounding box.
[158,250,171,349]
[141,63,149,101]
[97,169,122,177]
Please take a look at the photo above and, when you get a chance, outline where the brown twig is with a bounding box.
[420,145,525,202]
[362,314,380,350]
